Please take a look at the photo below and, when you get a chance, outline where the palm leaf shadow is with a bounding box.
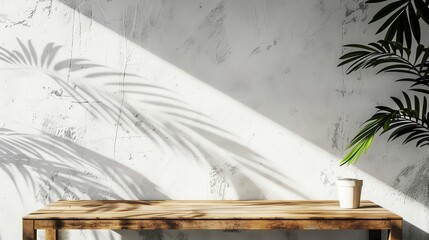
[0,127,167,240]
[101,68,308,199]
[0,38,307,199]
[0,127,167,200]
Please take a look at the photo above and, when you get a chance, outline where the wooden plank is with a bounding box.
[45,229,57,240]
[26,200,403,237]
[23,219,36,240]
[24,200,402,220]
[369,230,382,240]
[388,220,402,240]
[34,219,394,230]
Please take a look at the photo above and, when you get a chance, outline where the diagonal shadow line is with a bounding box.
[107,78,307,199]
[0,38,308,200]
[54,0,429,217]
[0,0,427,238]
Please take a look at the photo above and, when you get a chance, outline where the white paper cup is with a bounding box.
[337,178,363,209]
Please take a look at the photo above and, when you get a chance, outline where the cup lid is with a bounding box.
[337,178,363,187]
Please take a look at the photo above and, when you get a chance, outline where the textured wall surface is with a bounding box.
[0,0,428,239]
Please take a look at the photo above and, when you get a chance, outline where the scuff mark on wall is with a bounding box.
[317,0,326,15]
[335,88,355,97]
[123,0,173,43]
[181,2,231,64]
[35,169,92,204]
[332,121,341,151]
[319,169,336,188]
[394,160,429,206]
[35,171,58,203]
[320,170,329,186]
[43,0,54,16]
[50,88,64,97]
[0,0,54,28]
[209,165,232,199]
[343,0,368,24]
[248,39,277,57]
[42,120,83,143]
[209,162,241,199]
[331,116,349,152]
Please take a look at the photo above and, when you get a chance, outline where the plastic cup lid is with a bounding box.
[336,178,363,187]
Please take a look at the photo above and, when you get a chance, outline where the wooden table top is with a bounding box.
[24,200,401,220]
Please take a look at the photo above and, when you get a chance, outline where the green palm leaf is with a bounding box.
[339,41,429,87]
[341,0,429,166]
[367,0,429,47]
[342,92,429,165]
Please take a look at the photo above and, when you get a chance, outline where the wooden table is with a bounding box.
[23,200,402,240]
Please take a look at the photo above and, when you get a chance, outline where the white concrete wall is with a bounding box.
[0,0,428,239]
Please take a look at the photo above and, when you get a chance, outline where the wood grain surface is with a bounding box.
[24,200,401,220]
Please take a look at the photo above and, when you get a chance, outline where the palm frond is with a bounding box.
[339,41,429,87]
[366,0,429,47]
[342,92,429,165]
[340,0,429,165]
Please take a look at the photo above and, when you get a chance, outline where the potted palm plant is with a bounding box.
[339,0,429,166]
[337,0,429,209]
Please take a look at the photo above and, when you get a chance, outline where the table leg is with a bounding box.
[23,220,36,240]
[46,229,57,240]
[388,220,402,240]
[369,230,381,240]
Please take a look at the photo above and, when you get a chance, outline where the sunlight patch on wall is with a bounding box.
[0,1,428,239]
